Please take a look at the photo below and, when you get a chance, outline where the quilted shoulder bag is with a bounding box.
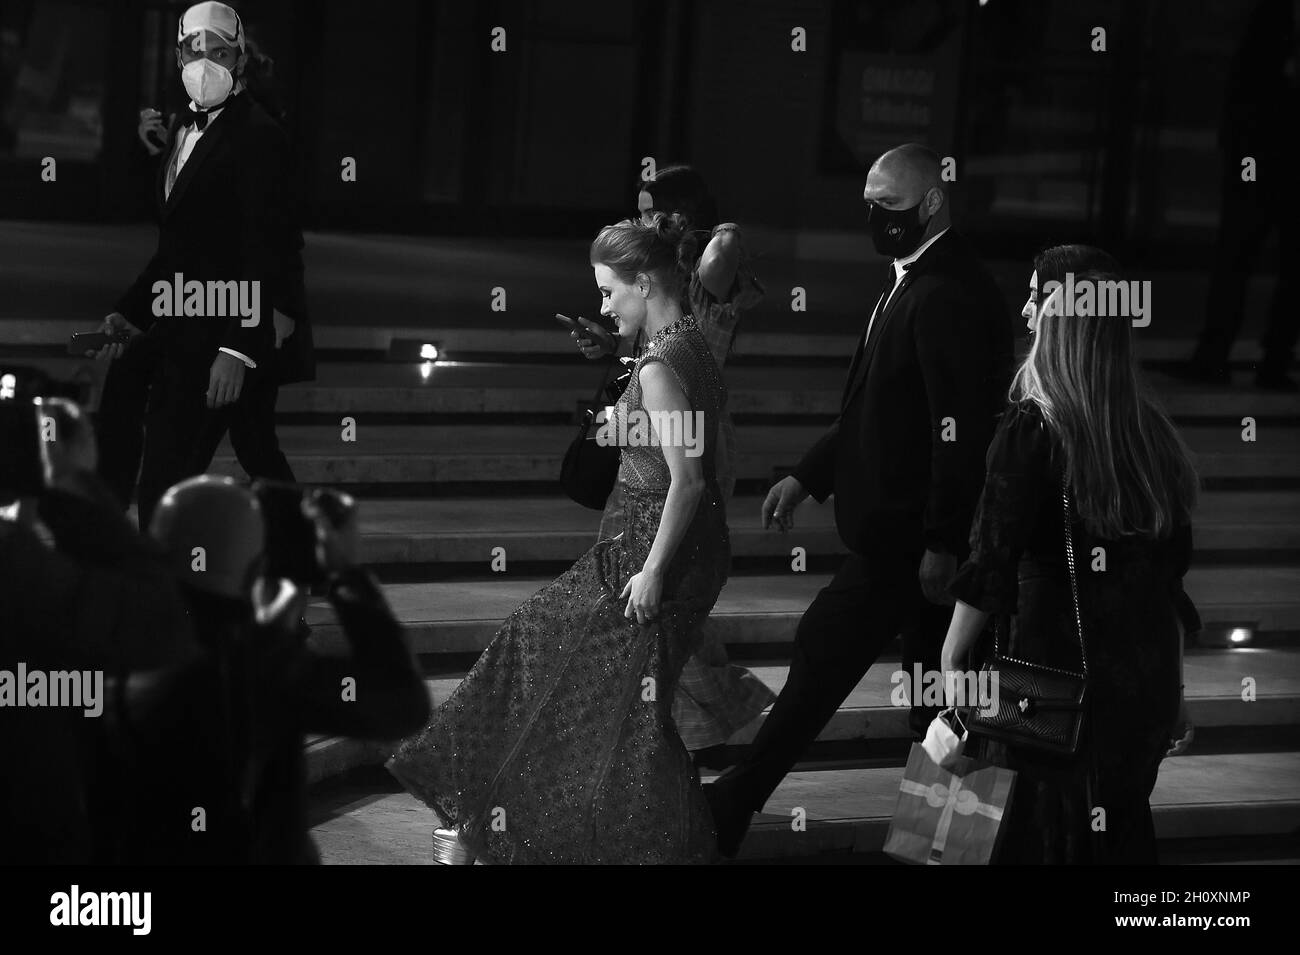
[967,477,1088,757]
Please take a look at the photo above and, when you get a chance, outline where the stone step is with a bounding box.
[723,751,1300,860]
[208,423,1300,484]
[265,369,1300,420]
[2,320,864,359]
[349,492,1300,565]
[2,220,1290,342]
[305,567,1300,656]
[8,354,1299,419]
[307,751,1300,863]
[2,316,1289,363]
[304,649,1300,785]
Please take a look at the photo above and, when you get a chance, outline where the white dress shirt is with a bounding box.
[165,88,240,198]
[166,88,258,371]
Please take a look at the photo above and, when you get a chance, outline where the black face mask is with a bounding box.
[867,199,929,259]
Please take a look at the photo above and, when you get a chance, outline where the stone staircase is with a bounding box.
[283,326,1300,863]
[5,285,1299,865]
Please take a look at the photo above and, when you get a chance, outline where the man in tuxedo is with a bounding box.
[704,144,1013,857]
[90,2,312,531]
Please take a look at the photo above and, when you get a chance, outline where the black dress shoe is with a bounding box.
[692,744,730,772]
[1255,370,1299,392]
[702,780,752,860]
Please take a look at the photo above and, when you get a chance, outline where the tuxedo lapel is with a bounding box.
[839,231,956,411]
[839,272,889,408]
[163,121,226,219]
[156,117,185,214]
[856,270,917,369]
[839,334,865,410]
[162,96,248,220]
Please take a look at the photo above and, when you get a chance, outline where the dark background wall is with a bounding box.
[0,0,1275,267]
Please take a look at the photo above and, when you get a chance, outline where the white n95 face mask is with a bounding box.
[181,58,233,110]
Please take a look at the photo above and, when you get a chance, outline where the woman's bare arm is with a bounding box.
[640,361,705,576]
[941,600,990,706]
[696,228,741,301]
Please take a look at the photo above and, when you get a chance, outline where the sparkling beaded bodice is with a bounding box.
[609,315,727,492]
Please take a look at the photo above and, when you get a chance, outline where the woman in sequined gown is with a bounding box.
[574,165,775,756]
[388,213,728,864]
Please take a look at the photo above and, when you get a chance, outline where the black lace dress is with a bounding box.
[388,316,728,864]
[948,401,1195,864]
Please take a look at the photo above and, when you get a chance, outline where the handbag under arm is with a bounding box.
[967,476,1089,757]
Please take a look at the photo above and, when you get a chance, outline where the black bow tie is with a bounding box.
[179,107,216,131]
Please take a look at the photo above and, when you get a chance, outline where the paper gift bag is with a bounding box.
[883,743,1017,865]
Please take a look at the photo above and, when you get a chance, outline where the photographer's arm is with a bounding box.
[291,568,430,739]
[281,494,429,737]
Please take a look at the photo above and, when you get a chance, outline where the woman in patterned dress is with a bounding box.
[572,165,775,759]
[388,213,729,864]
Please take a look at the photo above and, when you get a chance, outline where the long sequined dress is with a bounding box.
[598,224,775,750]
[388,315,729,864]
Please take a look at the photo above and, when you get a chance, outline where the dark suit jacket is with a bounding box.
[791,230,1013,560]
[117,92,315,384]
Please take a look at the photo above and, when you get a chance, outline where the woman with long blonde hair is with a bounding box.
[941,244,1199,864]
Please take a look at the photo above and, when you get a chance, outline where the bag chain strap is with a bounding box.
[990,474,1088,679]
[1060,476,1089,677]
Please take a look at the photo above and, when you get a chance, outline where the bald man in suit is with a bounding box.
[704,145,1014,857]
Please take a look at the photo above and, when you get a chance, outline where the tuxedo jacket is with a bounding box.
[791,230,1013,560]
[116,92,315,384]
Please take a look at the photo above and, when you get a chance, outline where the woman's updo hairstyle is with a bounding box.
[590,211,699,306]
